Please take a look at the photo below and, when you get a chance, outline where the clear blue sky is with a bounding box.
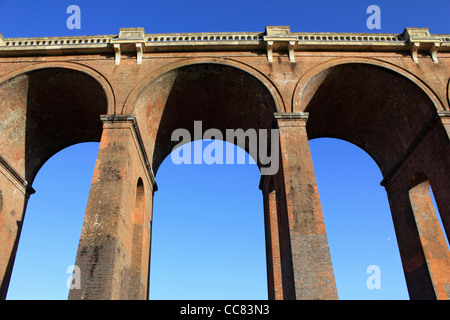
[1,0,448,300]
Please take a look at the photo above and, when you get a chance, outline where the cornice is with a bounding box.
[0,26,449,64]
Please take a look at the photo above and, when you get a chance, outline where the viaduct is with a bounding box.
[0,26,449,300]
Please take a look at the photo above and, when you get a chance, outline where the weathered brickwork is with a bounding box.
[0,26,449,299]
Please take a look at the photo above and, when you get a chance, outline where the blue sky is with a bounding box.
[1,0,449,300]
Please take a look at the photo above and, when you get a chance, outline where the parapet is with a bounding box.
[0,26,448,64]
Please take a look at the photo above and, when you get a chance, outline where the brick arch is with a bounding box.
[124,58,280,174]
[292,57,445,113]
[0,61,116,114]
[122,57,285,115]
[0,65,109,184]
[291,58,442,177]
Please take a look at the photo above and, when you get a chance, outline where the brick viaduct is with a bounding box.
[0,26,449,300]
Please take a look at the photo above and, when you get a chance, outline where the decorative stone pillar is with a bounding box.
[272,112,338,300]
[68,114,156,300]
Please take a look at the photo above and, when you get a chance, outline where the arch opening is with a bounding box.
[131,63,279,299]
[299,62,447,299]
